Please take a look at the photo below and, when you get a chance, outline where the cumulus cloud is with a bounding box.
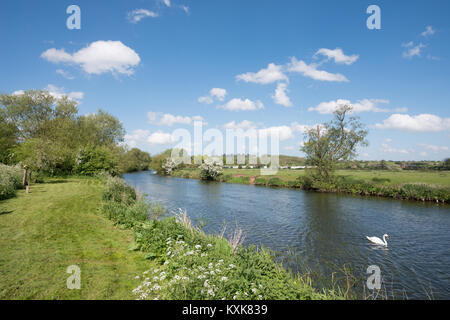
[198,88,227,104]
[314,48,359,65]
[290,122,317,134]
[287,58,349,82]
[127,9,158,23]
[162,0,171,7]
[218,98,264,111]
[148,112,205,126]
[222,120,257,130]
[147,131,174,145]
[272,83,292,107]
[236,63,288,84]
[13,84,84,102]
[124,129,151,148]
[258,126,293,141]
[41,41,141,76]
[308,98,407,114]
[421,26,435,37]
[374,114,450,132]
[210,88,227,101]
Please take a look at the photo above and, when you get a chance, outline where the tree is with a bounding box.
[199,159,223,181]
[301,105,368,182]
[0,112,18,164]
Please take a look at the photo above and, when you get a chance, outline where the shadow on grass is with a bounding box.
[0,210,13,216]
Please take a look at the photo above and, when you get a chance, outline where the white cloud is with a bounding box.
[308,98,406,114]
[314,48,359,65]
[218,98,264,111]
[148,112,205,126]
[180,5,190,14]
[272,83,292,107]
[375,114,450,132]
[124,129,151,148]
[13,85,84,102]
[162,0,171,7]
[198,88,227,104]
[223,120,257,130]
[402,43,425,59]
[198,96,214,104]
[236,63,288,84]
[41,41,141,76]
[148,131,174,145]
[380,143,409,154]
[12,90,25,96]
[287,57,349,82]
[418,143,449,152]
[159,114,192,126]
[45,84,84,101]
[290,122,317,134]
[127,9,158,23]
[56,69,75,80]
[258,126,293,141]
[210,88,227,101]
[421,26,435,37]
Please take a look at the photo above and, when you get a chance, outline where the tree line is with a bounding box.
[0,90,151,176]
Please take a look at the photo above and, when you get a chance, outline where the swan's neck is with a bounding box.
[383,235,388,245]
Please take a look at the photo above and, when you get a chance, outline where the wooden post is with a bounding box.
[23,165,30,194]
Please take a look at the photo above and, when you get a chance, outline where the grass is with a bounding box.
[0,178,154,299]
[174,168,450,187]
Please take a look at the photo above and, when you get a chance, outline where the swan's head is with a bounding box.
[384,234,389,240]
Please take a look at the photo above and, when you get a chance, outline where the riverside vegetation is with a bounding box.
[170,167,450,203]
[100,176,345,300]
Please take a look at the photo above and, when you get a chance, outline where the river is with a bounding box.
[124,171,450,299]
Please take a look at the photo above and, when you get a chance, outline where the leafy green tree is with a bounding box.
[301,105,368,182]
[75,145,120,176]
[77,110,125,146]
[0,112,18,164]
[120,148,151,173]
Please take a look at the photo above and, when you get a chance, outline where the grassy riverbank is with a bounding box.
[172,168,450,203]
[0,178,154,299]
[0,177,343,300]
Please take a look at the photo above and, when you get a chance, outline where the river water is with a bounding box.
[124,171,450,299]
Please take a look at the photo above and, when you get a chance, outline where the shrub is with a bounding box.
[102,176,137,206]
[0,164,23,200]
[199,160,223,181]
[267,177,284,187]
[75,145,119,176]
[254,177,267,186]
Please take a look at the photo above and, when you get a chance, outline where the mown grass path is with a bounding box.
[0,179,151,299]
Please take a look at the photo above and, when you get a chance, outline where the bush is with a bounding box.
[102,176,137,206]
[267,177,284,187]
[199,160,223,181]
[0,164,23,200]
[254,177,267,186]
[75,145,119,176]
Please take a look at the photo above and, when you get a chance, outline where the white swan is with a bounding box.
[366,234,389,246]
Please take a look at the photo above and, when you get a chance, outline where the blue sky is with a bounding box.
[1,0,449,160]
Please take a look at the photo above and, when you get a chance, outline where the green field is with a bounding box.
[174,168,450,187]
[0,178,153,299]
